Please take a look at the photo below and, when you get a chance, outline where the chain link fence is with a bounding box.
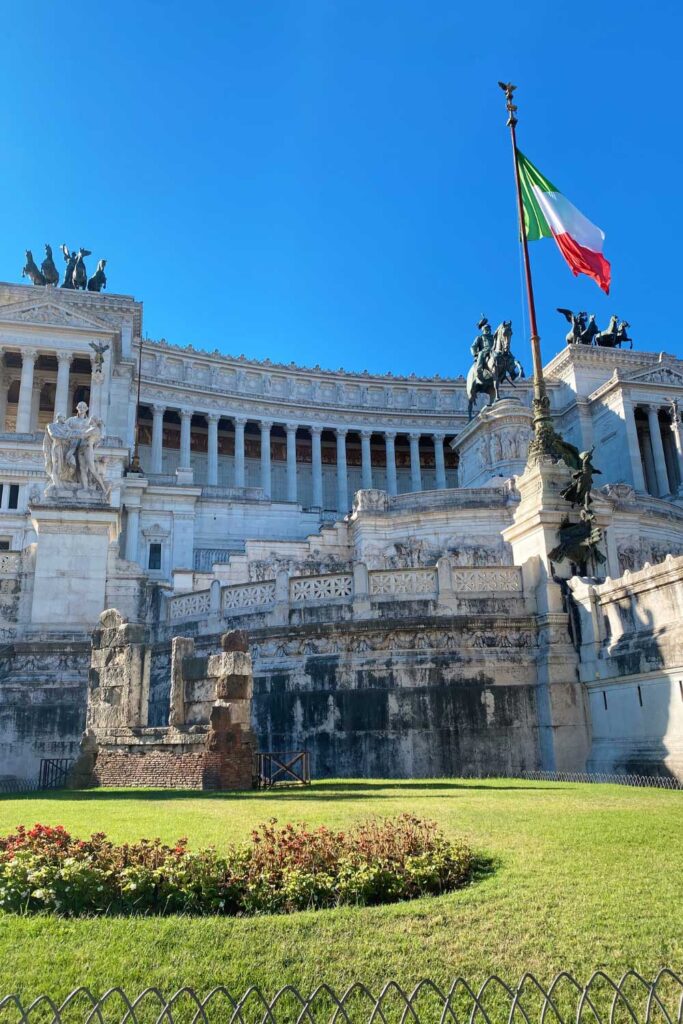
[0,972,681,1024]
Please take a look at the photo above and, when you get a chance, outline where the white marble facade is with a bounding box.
[0,280,682,591]
[3,281,683,780]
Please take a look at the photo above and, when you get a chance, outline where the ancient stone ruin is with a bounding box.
[71,610,257,790]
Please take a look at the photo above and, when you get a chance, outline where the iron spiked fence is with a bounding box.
[0,972,682,1024]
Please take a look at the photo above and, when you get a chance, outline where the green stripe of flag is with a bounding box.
[516,150,557,241]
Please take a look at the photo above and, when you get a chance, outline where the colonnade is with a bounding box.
[0,348,103,433]
[627,400,683,497]
[144,405,451,506]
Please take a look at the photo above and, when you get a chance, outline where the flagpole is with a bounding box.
[499,81,556,459]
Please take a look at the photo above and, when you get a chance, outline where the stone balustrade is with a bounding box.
[167,563,524,625]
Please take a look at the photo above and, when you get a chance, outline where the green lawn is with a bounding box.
[0,780,680,1000]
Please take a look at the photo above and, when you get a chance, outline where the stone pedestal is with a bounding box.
[502,457,592,771]
[29,501,119,631]
[453,398,534,487]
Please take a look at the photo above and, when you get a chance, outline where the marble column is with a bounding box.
[151,405,165,473]
[16,349,37,433]
[207,413,219,486]
[0,484,9,510]
[622,396,646,493]
[409,432,422,492]
[179,409,192,469]
[433,433,446,489]
[669,402,683,489]
[30,378,42,432]
[385,432,397,496]
[361,430,373,489]
[0,362,7,434]
[54,352,72,419]
[124,506,140,562]
[286,423,298,502]
[311,426,323,508]
[336,428,348,513]
[646,404,671,496]
[234,417,246,488]
[260,420,272,498]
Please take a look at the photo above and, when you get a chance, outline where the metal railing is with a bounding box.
[255,751,311,788]
[0,972,681,1024]
[38,758,73,790]
[506,770,682,791]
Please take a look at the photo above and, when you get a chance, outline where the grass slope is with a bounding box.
[0,779,680,998]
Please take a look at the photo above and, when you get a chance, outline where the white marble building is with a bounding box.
[1,280,683,783]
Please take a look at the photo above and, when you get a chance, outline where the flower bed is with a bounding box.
[0,815,474,916]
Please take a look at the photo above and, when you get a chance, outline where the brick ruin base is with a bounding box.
[71,613,257,791]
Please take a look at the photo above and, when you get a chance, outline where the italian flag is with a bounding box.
[517,150,611,294]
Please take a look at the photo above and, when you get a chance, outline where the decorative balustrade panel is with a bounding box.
[450,567,523,593]
[222,581,276,612]
[290,574,353,602]
[0,552,20,575]
[169,590,211,622]
[369,568,438,596]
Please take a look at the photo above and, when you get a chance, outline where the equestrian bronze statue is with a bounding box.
[466,317,525,420]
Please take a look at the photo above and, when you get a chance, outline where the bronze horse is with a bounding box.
[40,244,60,286]
[595,314,632,348]
[466,321,524,419]
[22,250,45,286]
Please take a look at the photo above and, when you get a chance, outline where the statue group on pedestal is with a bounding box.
[466,315,525,419]
[549,443,605,572]
[557,308,632,349]
[22,244,107,292]
[43,402,109,498]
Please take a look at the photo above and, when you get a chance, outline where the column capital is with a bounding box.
[56,350,73,364]
[179,408,193,421]
[335,426,348,438]
[384,430,397,442]
[432,432,446,443]
[360,429,373,440]
[409,430,421,442]
[206,412,220,424]
[21,348,38,363]
[152,403,166,417]
[310,424,323,437]
[286,422,298,434]
[260,419,273,431]
[233,415,247,427]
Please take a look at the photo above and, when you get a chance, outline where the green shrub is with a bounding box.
[0,816,474,917]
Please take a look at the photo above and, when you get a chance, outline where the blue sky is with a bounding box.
[1,0,680,378]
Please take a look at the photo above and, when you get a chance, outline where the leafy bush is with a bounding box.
[0,816,474,917]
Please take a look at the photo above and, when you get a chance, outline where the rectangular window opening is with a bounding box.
[8,485,19,510]
[148,542,162,571]
[0,539,9,551]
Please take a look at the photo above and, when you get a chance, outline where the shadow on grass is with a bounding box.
[0,779,569,803]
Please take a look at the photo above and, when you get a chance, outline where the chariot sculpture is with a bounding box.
[557,309,632,349]
[21,243,108,291]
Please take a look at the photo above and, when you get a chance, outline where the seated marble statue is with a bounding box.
[44,401,109,497]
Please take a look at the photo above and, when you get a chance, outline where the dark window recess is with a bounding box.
[680,680,683,703]
[8,485,19,509]
[602,691,608,711]
[0,540,9,551]
[148,543,162,571]
[637,684,644,708]
[603,616,611,640]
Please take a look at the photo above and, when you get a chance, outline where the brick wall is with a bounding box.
[92,743,255,790]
